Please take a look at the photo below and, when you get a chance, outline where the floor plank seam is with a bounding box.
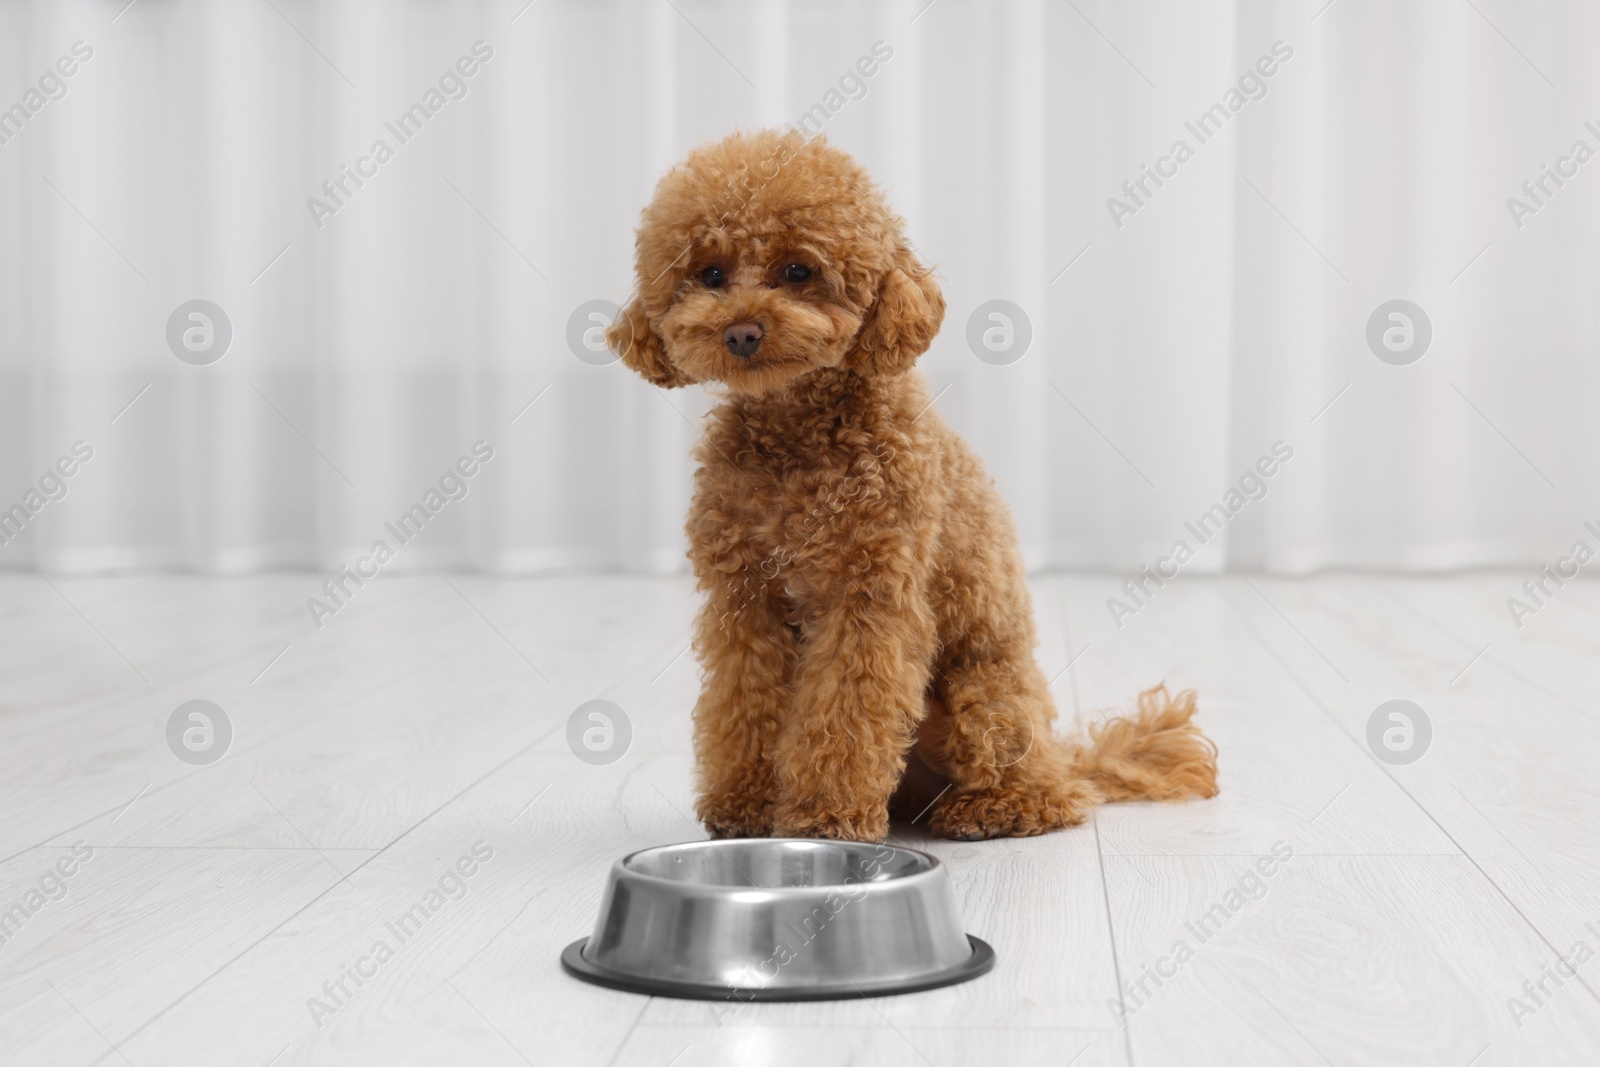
[81,727,559,1060]
[1224,582,1600,1017]
[1381,584,1600,728]
[1092,812,1135,1067]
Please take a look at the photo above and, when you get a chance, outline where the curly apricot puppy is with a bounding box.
[609,130,1218,842]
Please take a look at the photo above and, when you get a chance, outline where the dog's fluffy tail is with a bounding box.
[1068,684,1218,802]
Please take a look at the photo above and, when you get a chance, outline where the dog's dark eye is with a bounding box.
[782,263,812,284]
[701,266,726,289]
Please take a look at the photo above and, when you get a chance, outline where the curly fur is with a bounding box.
[609,129,1219,842]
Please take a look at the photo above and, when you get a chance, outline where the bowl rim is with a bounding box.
[612,837,947,891]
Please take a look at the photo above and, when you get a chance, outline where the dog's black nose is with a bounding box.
[723,321,763,358]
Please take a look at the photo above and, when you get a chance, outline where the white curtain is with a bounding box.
[2,0,1595,575]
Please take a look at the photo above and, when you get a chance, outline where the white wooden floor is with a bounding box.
[2,572,1598,1067]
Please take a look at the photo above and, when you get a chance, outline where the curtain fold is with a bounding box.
[1,0,1595,574]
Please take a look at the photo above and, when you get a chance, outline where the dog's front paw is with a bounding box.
[771,802,888,843]
[697,789,774,839]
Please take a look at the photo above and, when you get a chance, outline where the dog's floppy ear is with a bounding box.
[845,243,945,376]
[606,297,690,388]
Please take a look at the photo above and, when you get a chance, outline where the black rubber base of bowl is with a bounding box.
[561,934,995,1002]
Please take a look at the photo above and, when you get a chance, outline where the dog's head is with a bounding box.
[606,130,944,395]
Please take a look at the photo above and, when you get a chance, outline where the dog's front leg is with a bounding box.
[770,575,935,842]
[691,575,797,838]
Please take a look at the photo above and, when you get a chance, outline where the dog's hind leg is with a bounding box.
[918,653,1101,840]
[921,660,1219,839]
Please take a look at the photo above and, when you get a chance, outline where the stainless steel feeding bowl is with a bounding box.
[561,839,993,1001]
